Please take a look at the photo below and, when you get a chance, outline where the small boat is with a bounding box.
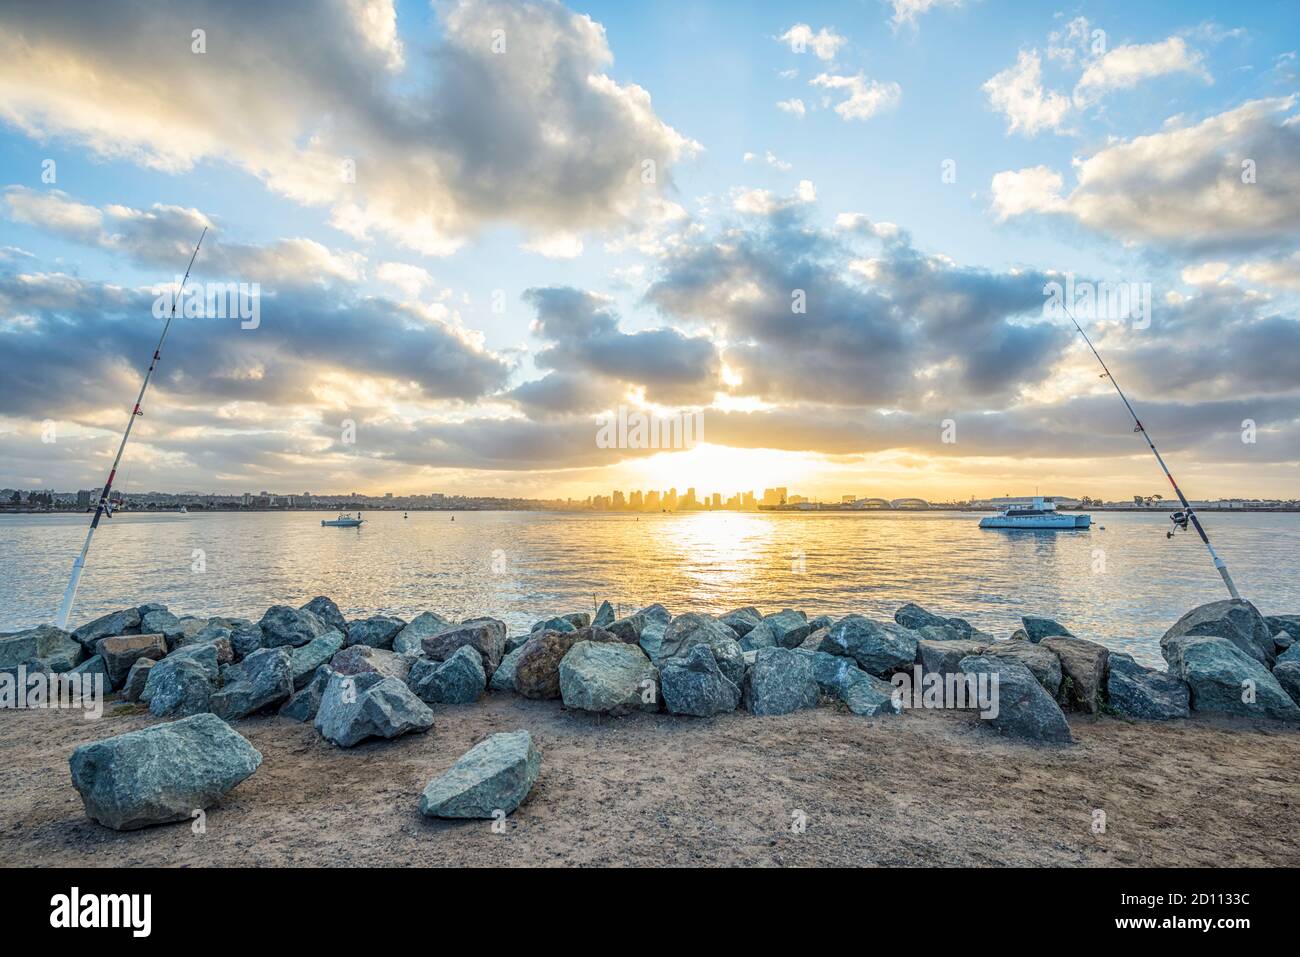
[177,505,188,514]
[321,512,364,528]
[980,497,1090,530]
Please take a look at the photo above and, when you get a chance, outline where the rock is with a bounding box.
[659,613,746,685]
[1162,635,1300,720]
[315,671,435,747]
[763,609,811,649]
[1021,616,1075,643]
[489,642,527,693]
[742,647,820,716]
[739,620,778,652]
[421,618,507,677]
[1277,642,1300,666]
[1265,613,1300,634]
[638,618,667,660]
[638,603,672,626]
[1040,635,1109,714]
[165,641,222,680]
[1106,653,1189,720]
[819,615,918,678]
[981,641,1063,695]
[0,624,83,675]
[916,623,966,642]
[122,659,155,702]
[210,647,294,720]
[504,634,531,655]
[72,607,141,649]
[513,630,584,700]
[68,654,108,680]
[180,623,235,655]
[143,657,214,718]
[393,612,452,655]
[289,630,345,688]
[593,600,616,628]
[140,608,184,640]
[345,615,406,650]
[559,641,657,715]
[659,644,740,716]
[69,713,262,830]
[718,607,762,637]
[1161,600,1276,668]
[604,614,645,643]
[531,615,576,634]
[811,651,900,716]
[1273,661,1300,706]
[946,618,979,640]
[894,602,950,631]
[917,638,988,675]
[799,626,830,651]
[958,655,1074,744]
[258,605,329,648]
[300,596,348,635]
[229,623,266,660]
[561,612,592,629]
[280,666,332,722]
[408,645,486,705]
[419,730,541,819]
[329,645,415,681]
[1274,631,1295,654]
[97,633,167,687]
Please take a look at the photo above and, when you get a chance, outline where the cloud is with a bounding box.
[744,150,792,172]
[776,24,847,61]
[776,98,807,118]
[982,51,1072,136]
[810,73,902,121]
[991,97,1300,250]
[1073,37,1210,106]
[0,0,698,255]
[889,0,963,29]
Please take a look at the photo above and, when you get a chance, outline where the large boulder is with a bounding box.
[1021,616,1075,643]
[329,645,414,681]
[166,641,223,679]
[1040,635,1109,713]
[210,647,294,720]
[562,612,592,629]
[1160,600,1275,668]
[140,608,185,641]
[917,638,988,675]
[658,644,740,716]
[739,620,778,652]
[593,600,616,628]
[258,605,329,648]
[638,618,668,660]
[289,630,345,688]
[0,624,83,675]
[657,614,745,686]
[894,602,950,631]
[489,643,527,693]
[531,615,576,634]
[419,730,541,819]
[819,615,918,678]
[513,627,616,699]
[72,607,141,649]
[1278,643,1300,666]
[421,618,507,677]
[811,651,899,717]
[142,657,214,718]
[280,666,333,722]
[559,641,657,715]
[393,612,453,655]
[1162,635,1300,720]
[762,610,810,648]
[1273,661,1300,707]
[742,647,820,716]
[229,623,267,660]
[959,655,1074,745]
[315,672,435,747]
[122,658,155,702]
[96,633,167,687]
[1106,653,1189,720]
[605,604,670,643]
[980,640,1062,695]
[345,615,405,650]
[407,645,486,705]
[299,596,348,635]
[69,713,262,831]
[718,607,762,637]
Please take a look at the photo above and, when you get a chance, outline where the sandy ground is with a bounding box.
[2,695,1298,867]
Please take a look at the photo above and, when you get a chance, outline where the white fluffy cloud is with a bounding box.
[982,51,1073,136]
[810,73,902,121]
[889,0,963,29]
[776,23,847,61]
[776,98,807,118]
[1074,36,1210,105]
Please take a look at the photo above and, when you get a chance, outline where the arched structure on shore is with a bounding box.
[853,498,892,509]
[889,498,930,510]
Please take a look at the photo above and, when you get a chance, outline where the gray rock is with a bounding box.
[562,612,592,629]
[98,633,168,687]
[1162,634,1299,720]
[345,615,406,650]
[122,658,155,702]
[1274,631,1294,654]
[210,647,293,720]
[165,641,222,680]
[419,730,541,819]
[1277,642,1300,666]
[718,607,762,637]
[0,624,83,675]
[329,645,415,681]
[1021,616,1075,643]
[289,630,345,688]
[659,644,740,716]
[68,654,108,680]
[229,623,266,660]
[393,612,453,655]
[659,613,746,685]
[807,615,834,632]
[742,647,820,716]
[1160,599,1275,668]
[637,618,667,660]
[738,619,778,652]
[140,608,184,640]
[1265,614,1300,637]
[258,605,329,648]
[315,671,435,747]
[604,613,646,643]
[1040,635,1109,714]
[917,638,988,675]
[489,642,527,693]
[1273,661,1300,706]
[300,596,348,635]
[69,713,262,830]
[894,602,950,631]
[422,618,507,677]
[916,623,966,642]
[959,655,1074,744]
[531,615,576,634]
[559,641,657,715]
[638,603,672,626]
[593,600,616,628]
[981,640,1062,695]
[279,666,332,722]
[762,610,809,648]
[180,624,235,655]
[72,607,141,649]
[819,615,918,677]
[143,657,214,718]
[1106,653,1189,720]
[811,651,899,716]
[408,645,486,705]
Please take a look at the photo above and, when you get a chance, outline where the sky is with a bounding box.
[0,0,1297,502]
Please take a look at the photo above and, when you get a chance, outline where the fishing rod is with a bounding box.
[54,228,208,630]
[1061,301,1241,600]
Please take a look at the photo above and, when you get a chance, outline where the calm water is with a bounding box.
[2,510,1296,667]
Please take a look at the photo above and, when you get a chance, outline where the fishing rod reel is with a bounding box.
[1167,509,1190,538]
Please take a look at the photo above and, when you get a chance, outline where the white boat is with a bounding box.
[979,497,1090,530]
[177,505,188,513]
[321,512,364,528]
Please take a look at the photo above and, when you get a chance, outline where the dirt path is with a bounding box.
[2,696,1298,867]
